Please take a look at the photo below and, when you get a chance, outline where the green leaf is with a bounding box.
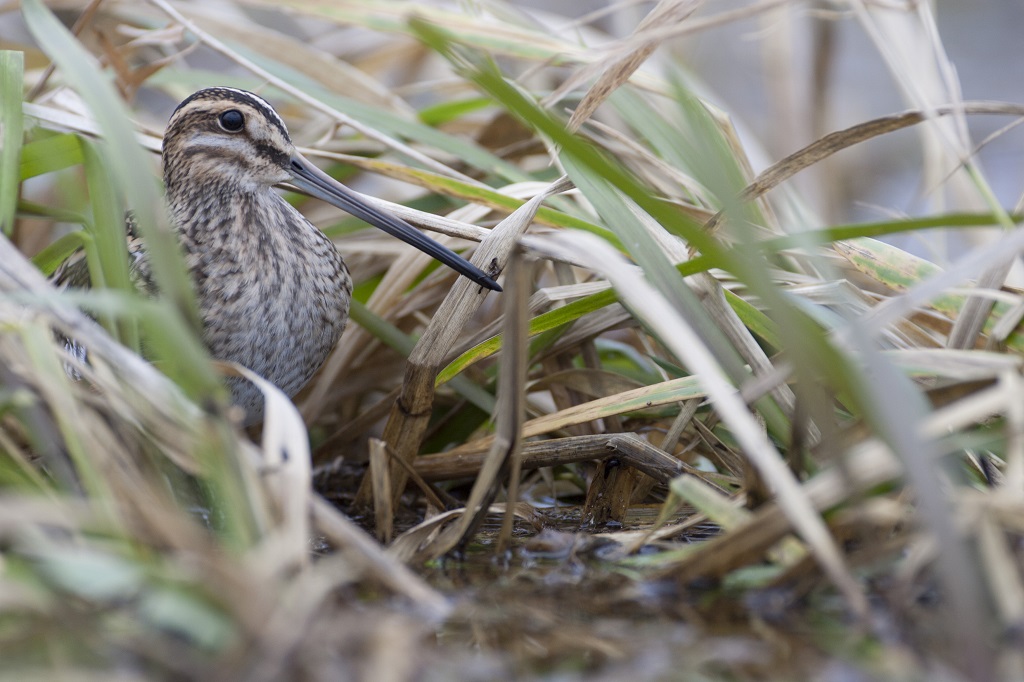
[19,132,83,179]
[836,236,1024,351]
[81,138,138,349]
[438,256,720,384]
[15,198,86,224]
[349,299,495,412]
[139,588,237,651]
[437,288,616,385]
[763,212,1022,252]
[31,230,88,276]
[418,96,492,126]
[723,289,780,349]
[36,548,144,601]
[0,50,24,235]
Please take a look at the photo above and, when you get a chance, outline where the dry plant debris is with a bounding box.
[2,0,1024,680]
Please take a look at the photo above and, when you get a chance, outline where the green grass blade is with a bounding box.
[418,96,492,126]
[437,288,616,385]
[15,198,86,225]
[764,212,1022,252]
[837,236,1024,350]
[0,50,24,235]
[80,139,138,350]
[349,299,495,412]
[311,153,619,244]
[31,231,88,276]
[438,256,724,384]
[22,0,217,402]
[19,132,84,180]
[722,289,781,350]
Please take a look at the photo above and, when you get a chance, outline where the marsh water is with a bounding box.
[334,499,954,681]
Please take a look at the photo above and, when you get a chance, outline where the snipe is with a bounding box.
[54,87,500,424]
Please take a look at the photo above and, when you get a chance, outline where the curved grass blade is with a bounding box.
[723,289,781,349]
[418,96,492,126]
[764,212,1022,252]
[837,237,1024,350]
[32,231,89,277]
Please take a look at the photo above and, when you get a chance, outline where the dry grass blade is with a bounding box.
[310,496,449,619]
[948,264,1015,350]
[549,0,702,133]
[365,176,572,507]
[23,101,164,153]
[443,375,705,455]
[538,229,868,618]
[414,432,689,483]
[147,0,478,184]
[711,102,1024,230]
[369,438,394,543]
[415,245,530,559]
[496,248,529,554]
[225,364,312,574]
[847,224,1024,345]
[670,474,805,565]
[386,502,541,565]
[975,506,1024,629]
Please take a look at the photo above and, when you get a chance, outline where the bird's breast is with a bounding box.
[177,195,352,421]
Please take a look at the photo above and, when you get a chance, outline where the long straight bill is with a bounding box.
[288,154,501,291]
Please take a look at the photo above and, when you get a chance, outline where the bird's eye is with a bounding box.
[218,109,245,132]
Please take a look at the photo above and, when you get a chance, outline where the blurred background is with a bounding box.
[6,1,1022,261]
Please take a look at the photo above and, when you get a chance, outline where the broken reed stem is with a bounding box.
[496,246,530,554]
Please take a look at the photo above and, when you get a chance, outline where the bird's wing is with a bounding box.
[49,212,156,295]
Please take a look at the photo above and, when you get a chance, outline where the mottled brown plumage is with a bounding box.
[55,88,500,424]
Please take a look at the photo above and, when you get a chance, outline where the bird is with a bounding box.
[53,87,501,424]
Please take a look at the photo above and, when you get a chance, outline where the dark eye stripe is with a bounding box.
[252,142,289,166]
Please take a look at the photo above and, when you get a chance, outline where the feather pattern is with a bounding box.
[52,87,497,425]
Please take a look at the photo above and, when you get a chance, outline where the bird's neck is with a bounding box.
[166,179,289,246]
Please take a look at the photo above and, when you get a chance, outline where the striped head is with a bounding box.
[161,87,501,291]
[162,87,295,193]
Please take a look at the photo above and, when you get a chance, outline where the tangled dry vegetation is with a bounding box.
[3,0,1024,680]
